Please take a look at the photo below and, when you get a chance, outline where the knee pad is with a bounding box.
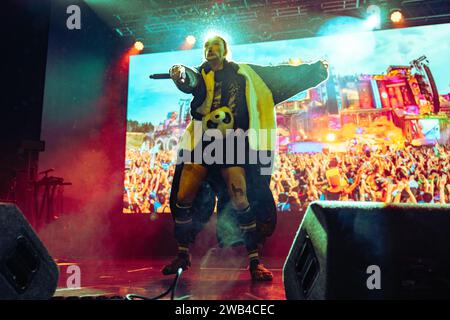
[173,203,194,244]
[234,205,255,225]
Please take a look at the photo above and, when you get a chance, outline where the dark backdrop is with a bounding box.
[1,0,50,213]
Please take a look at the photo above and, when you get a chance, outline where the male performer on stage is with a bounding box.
[162,35,328,281]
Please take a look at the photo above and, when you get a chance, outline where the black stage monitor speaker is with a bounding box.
[283,201,450,300]
[0,203,58,299]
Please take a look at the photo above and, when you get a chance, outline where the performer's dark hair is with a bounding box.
[204,35,228,55]
[216,36,228,54]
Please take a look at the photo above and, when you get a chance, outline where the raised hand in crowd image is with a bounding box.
[125,142,450,214]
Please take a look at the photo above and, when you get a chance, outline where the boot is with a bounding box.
[249,263,273,281]
[161,254,191,275]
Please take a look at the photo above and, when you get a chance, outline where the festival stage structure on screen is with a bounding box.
[124,23,450,214]
[285,55,450,153]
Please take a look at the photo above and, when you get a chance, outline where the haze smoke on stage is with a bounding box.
[195,218,247,299]
[316,16,376,74]
[39,47,129,259]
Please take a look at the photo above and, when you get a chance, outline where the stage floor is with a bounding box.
[54,254,286,300]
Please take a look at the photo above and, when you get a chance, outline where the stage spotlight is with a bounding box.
[134,41,144,51]
[390,10,404,23]
[186,35,196,46]
[204,30,231,44]
[326,133,336,142]
[205,30,219,41]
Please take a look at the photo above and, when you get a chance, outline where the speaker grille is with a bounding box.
[3,235,40,293]
[295,235,319,296]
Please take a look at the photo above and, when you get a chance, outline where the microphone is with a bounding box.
[149,73,171,79]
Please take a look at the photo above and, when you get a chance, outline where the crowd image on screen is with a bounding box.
[124,148,174,214]
[124,138,450,214]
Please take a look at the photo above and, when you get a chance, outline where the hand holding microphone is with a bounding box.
[149,65,186,82]
[150,64,198,89]
[169,65,186,84]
